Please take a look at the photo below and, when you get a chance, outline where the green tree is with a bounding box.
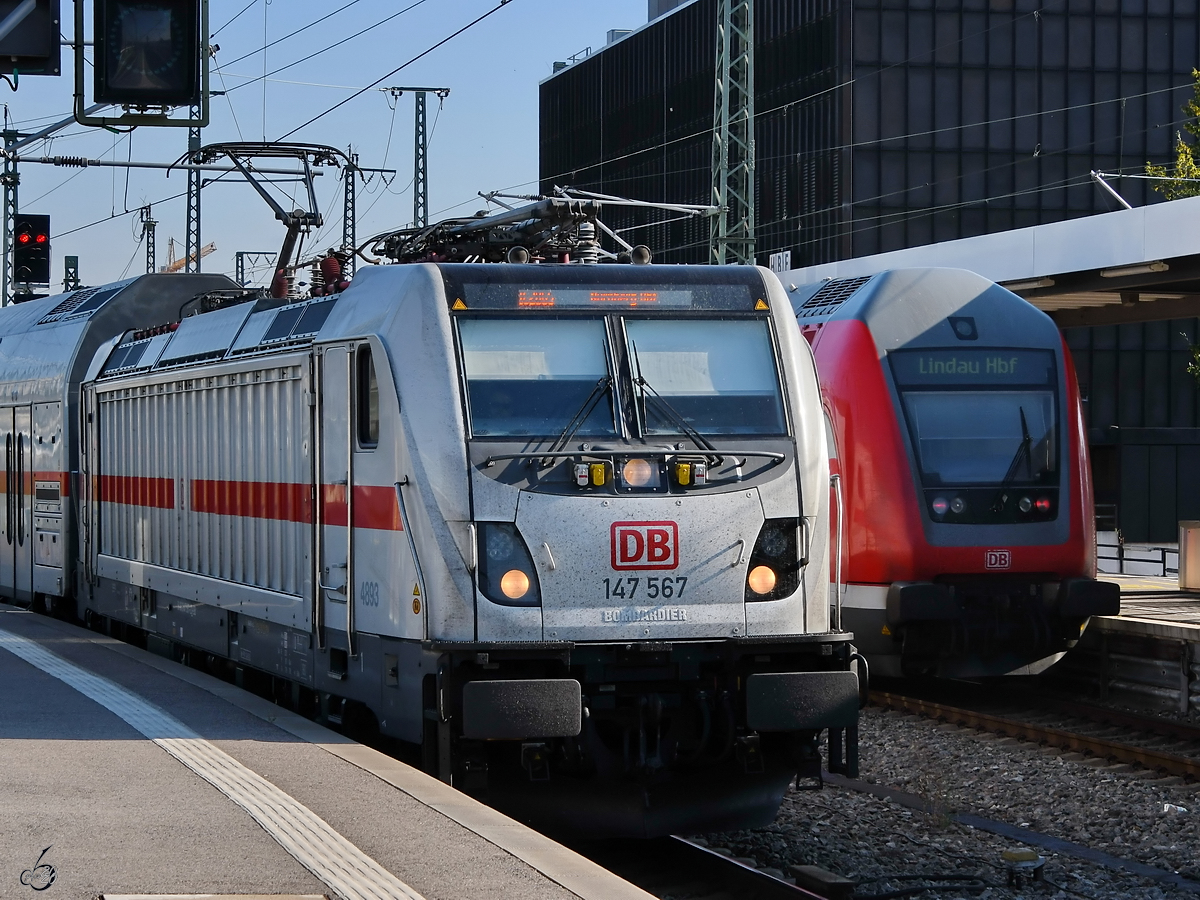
[1146,69,1200,199]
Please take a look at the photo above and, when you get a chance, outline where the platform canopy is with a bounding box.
[782,194,1200,328]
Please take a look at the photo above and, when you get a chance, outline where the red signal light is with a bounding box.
[17,233,30,244]
[35,233,47,243]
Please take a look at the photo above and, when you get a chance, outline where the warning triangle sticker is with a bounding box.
[451,299,467,310]
[412,583,421,596]
[881,624,892,636]
[755,299,769,310]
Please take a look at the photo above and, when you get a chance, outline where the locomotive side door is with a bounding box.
[10,405,31,603]
[0,407,13,598]
[316,344,355,655]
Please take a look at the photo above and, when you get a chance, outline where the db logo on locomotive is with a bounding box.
[611,521,679,570]
[984,549,1012,570]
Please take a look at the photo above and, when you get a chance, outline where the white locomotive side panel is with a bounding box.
[90,356,314,627]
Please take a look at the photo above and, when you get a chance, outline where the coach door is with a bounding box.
[316,344,356,657]
[0,406,32,603]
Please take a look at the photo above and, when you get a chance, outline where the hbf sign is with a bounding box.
[611,521,679,570]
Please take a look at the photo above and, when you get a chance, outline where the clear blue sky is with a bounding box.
[7,0,650,287]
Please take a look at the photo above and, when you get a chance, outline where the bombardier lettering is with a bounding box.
[602,607,688,623]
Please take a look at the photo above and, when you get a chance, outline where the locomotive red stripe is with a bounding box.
[322,483,404,531]
[95,476,403,531]
[97,475,176,509]
[191,479,313,524]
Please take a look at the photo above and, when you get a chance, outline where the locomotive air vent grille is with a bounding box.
[38,285,125,324]
[797,276,872,318]
[261,298,338,346]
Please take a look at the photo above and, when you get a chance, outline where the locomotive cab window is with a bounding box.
[458,318,616,437]
[357,346,380,448]
[624,319,786,436]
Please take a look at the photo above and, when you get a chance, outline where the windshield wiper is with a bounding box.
[629,340,723,464]
[990,406,1032,512]
[541,375,612,464]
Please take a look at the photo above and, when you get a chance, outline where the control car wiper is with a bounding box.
[990,406,1032,512]
[630,340,722,464]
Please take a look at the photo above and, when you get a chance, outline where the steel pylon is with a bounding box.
[710,0,755,265]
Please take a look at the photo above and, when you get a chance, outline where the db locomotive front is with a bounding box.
[790,268,1119,679]
[0,258,859,838]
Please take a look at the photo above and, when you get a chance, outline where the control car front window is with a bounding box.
[900,390,1057,486]
[889,348,1059,487]
[625,319,786,436]
[459,318,615,437]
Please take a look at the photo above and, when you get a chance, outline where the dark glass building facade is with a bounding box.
[541,0,1200,543]
[540,0,1198,268]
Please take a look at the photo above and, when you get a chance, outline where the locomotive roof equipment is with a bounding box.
[791,267,1119,679]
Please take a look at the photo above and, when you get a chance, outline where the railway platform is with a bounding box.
[1048,575,1200,715]
[0,604,651,900]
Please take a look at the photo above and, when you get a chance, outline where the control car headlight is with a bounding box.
[477,522,541,607]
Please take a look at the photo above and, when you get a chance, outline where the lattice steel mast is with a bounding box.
[709,0,755,265]
[185,104,202,273]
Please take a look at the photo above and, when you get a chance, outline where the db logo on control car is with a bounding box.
[611,521,679,570]
[985,549,1012,569]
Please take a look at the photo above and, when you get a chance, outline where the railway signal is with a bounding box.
[13,213,49,285]
[93,0,201,106]
[0,0,61,77]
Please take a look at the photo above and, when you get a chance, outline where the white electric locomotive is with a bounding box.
[0,224,858,837]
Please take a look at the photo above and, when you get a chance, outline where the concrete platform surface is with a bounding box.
[0,606,653,900]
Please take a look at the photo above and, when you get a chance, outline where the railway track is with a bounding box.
[576,835,836,899]
[870,688,1200,780]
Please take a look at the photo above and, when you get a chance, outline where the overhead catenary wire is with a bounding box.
[224,0,433,96]
[221,0,370,69]
[275,0,514,141]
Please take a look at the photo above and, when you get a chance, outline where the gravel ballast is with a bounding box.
[701,707,1200,899]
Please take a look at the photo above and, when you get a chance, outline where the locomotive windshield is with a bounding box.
[459,318,616,437]
[626,319,785,435]
[458,315,785,438]
[889,348,1058,486]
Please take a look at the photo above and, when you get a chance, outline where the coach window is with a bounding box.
[357,346,380,448]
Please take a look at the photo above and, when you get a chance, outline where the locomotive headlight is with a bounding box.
[745,518,800,601]
[477,523,541,607]
[1018,496,1033,513]
[950,497,966,514]
[500,569,531,600]
[748,565,777,594]
[622,457,656,487]
[486,527,516,561]
[931,497,949,516]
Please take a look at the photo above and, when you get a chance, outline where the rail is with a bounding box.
[869,690,1200,779]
